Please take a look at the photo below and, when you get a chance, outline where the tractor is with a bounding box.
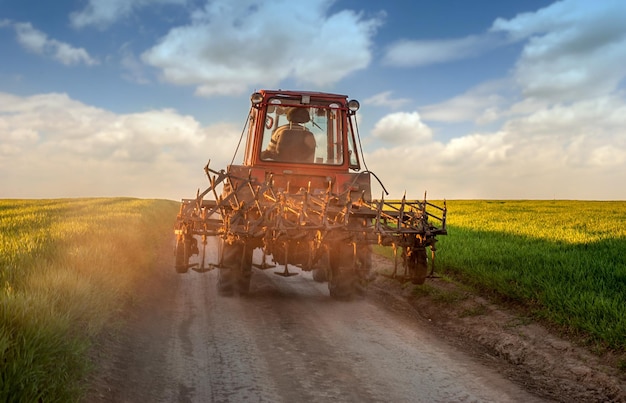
[174,89,447,299]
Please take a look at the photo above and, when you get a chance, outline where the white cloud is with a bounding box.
[364,94,626,200]
[13,22,98,66]
[142,0,382,96]
[419,80,509,124]
[14,22,47,53]
[589,145,626,168]
[0,92,241,199]
[383,34,503,67]
[363,91,411,110]
[70,0,186,29]
[2,89,625,201]
[370,111,432,145]
[491,0,626,103]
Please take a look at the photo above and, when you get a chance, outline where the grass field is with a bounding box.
[2,198,625,400]
[402,200,626,351]
[0,198,179,402]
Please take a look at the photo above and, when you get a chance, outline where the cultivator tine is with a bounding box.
[428,243,438,278]
[195,188,202,211]
[397,193,406,231]
[321,191,330,227]
[181,263,200,271]
[391,243,397,278]
[274,265,298,277]
[274,243,298,277]
[299,188,309,225]
[374,193,383,233]
[247,176,263,213]
[403,247,409,278]
[195,161,229,202]
[442,199,447,232]
[192,235,214,273]
[253,246,275,270]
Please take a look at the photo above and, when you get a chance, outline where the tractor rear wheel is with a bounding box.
[218,241,253,296]
[354,243,372,295]
[238,243,254,295]
[328,244,356,300]
[312,268,327,282]
[311,252,329,282]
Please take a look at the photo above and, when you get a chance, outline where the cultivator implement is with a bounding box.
[175,164,446,282]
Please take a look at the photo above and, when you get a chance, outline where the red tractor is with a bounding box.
[174,89,447,299]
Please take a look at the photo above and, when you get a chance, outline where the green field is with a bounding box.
[428,200,626,350]
[2,198,625,400]
[0,198,179,402]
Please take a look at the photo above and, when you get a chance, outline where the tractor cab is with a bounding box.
[243,90,362,174]
[228,90,370,202]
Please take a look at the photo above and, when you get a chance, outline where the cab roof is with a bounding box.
[258,89,348,101]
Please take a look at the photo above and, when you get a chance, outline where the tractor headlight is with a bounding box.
[347,99,360,112]
[251,92,263,105]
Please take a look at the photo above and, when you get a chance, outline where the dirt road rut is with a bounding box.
[88,248,550,402]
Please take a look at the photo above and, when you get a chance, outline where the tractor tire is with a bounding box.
[408,246,428,285]
[238,244,254,296]
[311,252,329,282]
[174,236,196,274]
[328,244,356,300]
[312,268,327,282]
[174,237,188,273]
[218,241,253,296]
[329,271,356,299]
[354,243,372,295]
[238,268,252,295]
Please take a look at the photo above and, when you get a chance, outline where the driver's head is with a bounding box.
[286,107,310,124]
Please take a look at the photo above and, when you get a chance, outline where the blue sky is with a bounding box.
[2,0,625,200]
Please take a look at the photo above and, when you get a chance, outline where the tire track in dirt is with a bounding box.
[87,247,551,402]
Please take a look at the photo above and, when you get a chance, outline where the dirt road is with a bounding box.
[87,242,555,403]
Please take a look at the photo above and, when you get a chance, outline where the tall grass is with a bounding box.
[430,200,626,350]
[0,198,179,402]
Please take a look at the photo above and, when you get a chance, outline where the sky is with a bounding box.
[1,0,626,201]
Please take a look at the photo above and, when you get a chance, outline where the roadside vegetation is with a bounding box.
[0,198,179,402]
[380,200,626,352]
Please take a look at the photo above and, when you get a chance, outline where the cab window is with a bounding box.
[259,99,344,165]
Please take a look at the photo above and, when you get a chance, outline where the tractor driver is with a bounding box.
[260,107,316,163]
